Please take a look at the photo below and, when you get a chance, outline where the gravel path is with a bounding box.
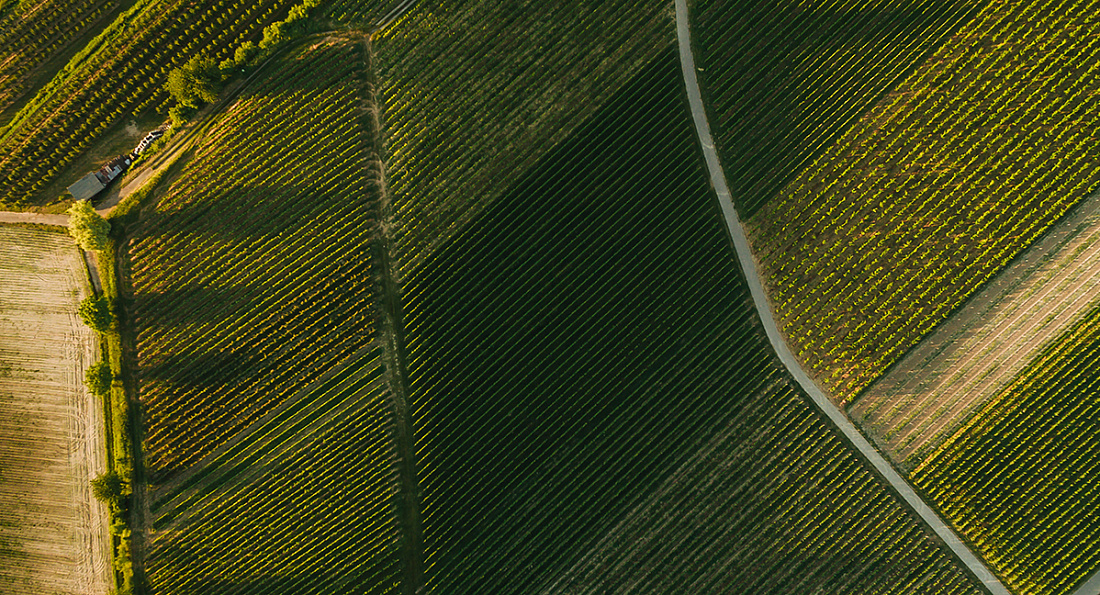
[0,210,69,225]
[673,1,1008,593]
[1071,569,1100,595]
[852,188,1100,468]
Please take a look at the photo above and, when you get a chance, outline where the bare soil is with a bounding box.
[0,226,111,595]
[850,189,1100,468]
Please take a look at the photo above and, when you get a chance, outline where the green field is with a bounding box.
[691,0,981,218]
[126,39,403,593]
[399,49,980,593]
[739,0,1100,402]
[6,0,1097,592]
[912,304,1100,595]
[0,0,120,120]
[373,0,673,277]
[0,0,305,206]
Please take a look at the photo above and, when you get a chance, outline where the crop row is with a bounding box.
[912,303,1100,595]
[146,374,400,595]
[396,50,981,593]
[0,0,116,114]
[324,0,386,27]
[131,39,402,595]
[372,0,672,280]
[746,0,1100,402]
[0,0,303,205]
[692,0,978,218]
[130,41,378,477]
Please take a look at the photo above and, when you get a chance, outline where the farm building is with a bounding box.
[67,172,106,201]
[67,154,132,201]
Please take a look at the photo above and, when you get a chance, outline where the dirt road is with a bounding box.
[0,210,69,225]
[674,1,1009,593]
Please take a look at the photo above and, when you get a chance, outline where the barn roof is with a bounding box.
[67,172,106,201]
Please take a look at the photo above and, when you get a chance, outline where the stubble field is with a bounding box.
[0,225,111,595]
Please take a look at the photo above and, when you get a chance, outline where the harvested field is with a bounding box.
[0,225,110,595]
[852,189,1100,467]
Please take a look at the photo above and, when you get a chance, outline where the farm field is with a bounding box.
[0,226,110,595]
[7,0,1095,592]
[0,0,305,207]
[853,188,1100,467]
[912,303,1100,595]
[373,0,674,279]
[323,0,387,27]
[690,0,982,218]
[127,38,403,594]
[743,0,1100,403]
[0,0,120,120]
[399,49,981,594]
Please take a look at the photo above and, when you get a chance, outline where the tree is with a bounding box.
[234,40,260,67]
[91,470,123,503]
[85,360,112,397]
[167,55,223,109]
[66,200,110,251]
[78,295,114,333]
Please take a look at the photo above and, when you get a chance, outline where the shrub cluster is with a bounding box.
[84,360,112,397]
[66,200,110,251]
[78,295,115,333]
[166,0,323,125]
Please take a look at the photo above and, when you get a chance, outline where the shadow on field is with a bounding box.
[136,180,374,242]
[401,50,783,592]
[140,348,262,388]
[694,0,987,217]
[180,570,391,595]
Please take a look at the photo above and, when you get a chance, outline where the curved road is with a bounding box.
[673,1,1010,594]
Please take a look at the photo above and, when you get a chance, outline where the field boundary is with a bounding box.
[364,32,424,595]
[1071,569,1100,595]
[674,1,1009,593]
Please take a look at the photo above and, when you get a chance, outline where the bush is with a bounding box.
[234,40,260,67]
[110,517,128,536]
[84,360,112,397]
[167,55,224,108]
[66,200,110,251]
[91,470,123,502]
[168,104,195,128]
[78,295,114,333]
[259,21,289,51]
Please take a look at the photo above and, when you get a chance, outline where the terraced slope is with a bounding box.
[373,0,674,278]
[0,226,110,595]
[912,303,1100,595]
[128,39,403,594]
[399,50,982,594]
[744,0,1100,402]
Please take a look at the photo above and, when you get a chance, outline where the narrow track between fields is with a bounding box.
[1071,569,1100,595]
[673,1,1010,593]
